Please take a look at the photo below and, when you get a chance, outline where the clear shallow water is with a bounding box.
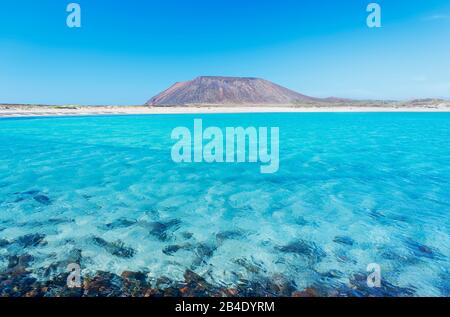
[0,113,449,296]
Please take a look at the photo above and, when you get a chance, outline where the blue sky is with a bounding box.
[1,0,450,105]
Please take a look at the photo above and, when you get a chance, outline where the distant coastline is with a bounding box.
[1,101,450,118]
[3,77,449,118]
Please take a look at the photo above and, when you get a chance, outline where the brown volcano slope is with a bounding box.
[146,76,324,106]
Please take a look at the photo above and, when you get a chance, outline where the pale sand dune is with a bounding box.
[1,104,450,118]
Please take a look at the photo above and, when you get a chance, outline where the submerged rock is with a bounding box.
[0,259,427,297]
[83,271,123,297]
[182,270,218,297]
[22,218,72,228]
[14,190,40,196]
[379,248,418,266]
[294,216,309,226]
[16,234,47,248]
[233,276,296,297]
[155,276,174,289]
[121,271,150,296]
[13,190,52,206]
[276,239,326,263]
[343,272,416,297]
[42,271,84,297]
[162,245,183,256]
[318,269,344,279]
[139,219,181,241]
[404,239,444,260]
[292,287,321,297]
[92,237,136,258]
[234,258,266,274]
[0,254,38,297]
[66,248,83,264]
[7,254,34,271]
[181,232,194,240]
[333,236,355,246]
[43,249,83,278]
[43,262,63,278]
[121,271,147,282]
[101,218,137,230]
[334,249,357,265]
[48,218,73,225]
[191,243,217,268]
[33,195,52,205]
[0,239,10,248]
[14,197,26,203]
[267,274,297,296]
[162,243,192,256]
[0,270,38,297]
[216,230,243,244]
[22,190,41,196]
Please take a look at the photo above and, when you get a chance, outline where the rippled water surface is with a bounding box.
[0,113,449,296]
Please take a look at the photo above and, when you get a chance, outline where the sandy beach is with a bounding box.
[1,104,450,118]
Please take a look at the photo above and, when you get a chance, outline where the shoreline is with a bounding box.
[1,105,450,118]
[1,257,415,297]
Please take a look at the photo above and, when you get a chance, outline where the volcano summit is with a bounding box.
[146,76,322,106]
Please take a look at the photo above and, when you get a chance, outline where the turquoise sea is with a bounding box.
[0,113,449,296]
